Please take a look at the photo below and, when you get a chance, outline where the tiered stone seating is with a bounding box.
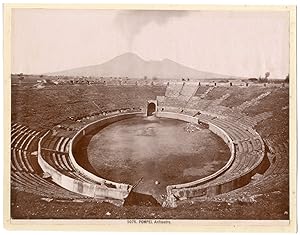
[165,83,183,97]
[210,139,288,202]
[196,113,215,123]
[236,112,273,127]
[40,133,110,188]
[178,83,199,101]
[159,86,273,205]
[185,97,212,110]
[163,87,288,205]
[264,139,289,175]
[234,115,257,127]
[209,93,230,106]
[156,96,165,105]
[194,86,211,96]
[181,108,199,116]
[11,149,22,171]
[221,108,245,121]
[11,171,84,199]
[206,105,231,117]
[165,113,265,203]
[13,129,34,146]
[159,88,286,205]
[162,106,183,113]
[11,125,42,173]
[235,92,271,112]
[199,86,214,99]
[73,107,142,123]
[209,118,257,141]
[23,131,40,152]
[11,125,24,139]
[41,150,74,176]
[160,97,187,108]
[10,124,88,200]
[11,126,31,147]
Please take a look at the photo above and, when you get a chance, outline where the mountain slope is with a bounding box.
[48,52,234,79]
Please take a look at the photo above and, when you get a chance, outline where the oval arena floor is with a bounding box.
[82,116,230,201]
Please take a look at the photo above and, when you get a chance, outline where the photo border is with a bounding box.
[3,4,297,232]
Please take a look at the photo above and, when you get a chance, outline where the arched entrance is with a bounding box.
[147,102,156,116]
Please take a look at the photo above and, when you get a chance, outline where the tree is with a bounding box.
[265,72,270,80]
[258,73,270,83]
[285,74,289,83]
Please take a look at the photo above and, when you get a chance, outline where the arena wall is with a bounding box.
[38,112,145,202]
[156,111,199,124]
[156,110,266,205]
[69,112,145,187]
[156,112,235,191]
[38,108,265,205]
[37,131,129,200]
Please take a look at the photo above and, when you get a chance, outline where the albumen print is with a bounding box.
[4,4,296,232]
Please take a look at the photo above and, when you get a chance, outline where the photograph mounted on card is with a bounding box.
[3,4,296,232]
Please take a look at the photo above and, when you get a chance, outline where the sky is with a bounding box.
[11,9,290,78]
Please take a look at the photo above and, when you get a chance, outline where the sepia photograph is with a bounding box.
[3,3,296,232]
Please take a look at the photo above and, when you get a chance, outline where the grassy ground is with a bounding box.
[11,84,166,130]
[11,189,288,220]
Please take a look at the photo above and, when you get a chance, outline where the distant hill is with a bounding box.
[47,52,235,79]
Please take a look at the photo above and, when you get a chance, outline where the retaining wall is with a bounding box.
[37,131,130,200]
[157,110,265,204]
[38,112,144,202]
[156,112,235,194]
[156,111,199,124]
[69,112,144,192]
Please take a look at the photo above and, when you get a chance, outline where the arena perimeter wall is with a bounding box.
[156,111,266,204]
[156,112,235,191]
[38,112,144,202]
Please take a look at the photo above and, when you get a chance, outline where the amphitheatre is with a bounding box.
[10,69,289,220]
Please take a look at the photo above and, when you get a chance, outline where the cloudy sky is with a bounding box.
[11,9,289,78]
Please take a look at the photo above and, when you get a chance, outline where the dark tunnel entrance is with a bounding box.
[147,102,156,116]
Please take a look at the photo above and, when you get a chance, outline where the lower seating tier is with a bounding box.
[161,109,265,204]
[11,171,87,200]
